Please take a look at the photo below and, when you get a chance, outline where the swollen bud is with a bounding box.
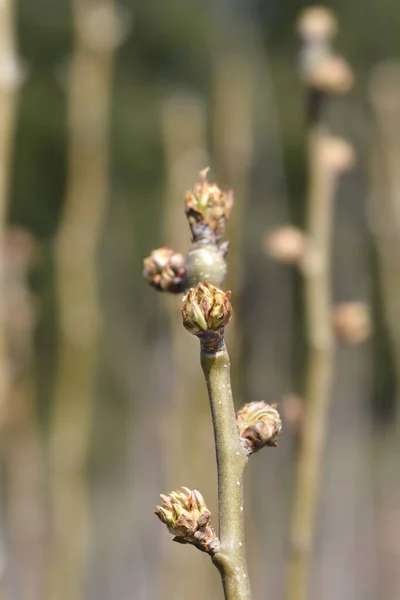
[155,487,219,555]
[236,401,282,455]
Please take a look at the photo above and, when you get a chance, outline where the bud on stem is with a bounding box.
[143,246,186,293]
[181,281,232,352]
[155,487,219,555]
[236,401,282,454]
[185,168,233,245]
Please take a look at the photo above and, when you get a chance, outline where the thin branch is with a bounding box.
[201,345,251,600]
[286,126,336,600]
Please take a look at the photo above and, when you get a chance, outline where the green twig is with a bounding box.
[201,344,251,600]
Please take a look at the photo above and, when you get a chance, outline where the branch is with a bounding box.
[201,345,251,600]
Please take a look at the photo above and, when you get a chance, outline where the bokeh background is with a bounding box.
[2,0,400,599]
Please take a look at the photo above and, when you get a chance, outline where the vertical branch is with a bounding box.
[369,63,400,428]
[46,2,117,599]
[2,230,45,600]
[0,1,24,594]
[201,346,251,600]
[286,127,336,600]
[368,62,400,600]
[286,10,355,599]
[0,0,23,422]
[0,0,21,232]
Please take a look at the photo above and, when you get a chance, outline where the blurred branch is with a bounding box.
[369,61,400,600]
[0,0,25,595]
[286,9,354,600]
[46,2,117,599]
[369,62,400,429]
[2,230,45,600]
[286,123,336,600]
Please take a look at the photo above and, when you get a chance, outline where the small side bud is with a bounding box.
[185,168,233,244]
[297,6,337,42]
[264,226,306,266]
[236,401,282,455]
[309,54,354,94]
[155,487,219,555]
[143,246,186,293]
[319,136,356,173]
[333,302,372,344]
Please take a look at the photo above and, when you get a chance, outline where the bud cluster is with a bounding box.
[185,168,233,244]
[143,246,186,293]
[236,401,282,455]
[155,487,219,555]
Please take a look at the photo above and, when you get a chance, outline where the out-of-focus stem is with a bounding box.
[369,64,400,430]
[46,2,116,599]
[286,126,336,600]
[2,230,45,600]
[0,1,24,595]
[0,0,23,422]
[201,344,251,600]
[369,62,400,600]
[0,0,20,228]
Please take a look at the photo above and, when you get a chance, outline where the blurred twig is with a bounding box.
[286,124,336,600]
[2,230,45,600]
[0,0,24,430]
[46,2,117,599]
[0,0,25,595]
[369,61,400,600]
[286,9,354,600]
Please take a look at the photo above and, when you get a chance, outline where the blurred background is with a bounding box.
[1,0,400,599]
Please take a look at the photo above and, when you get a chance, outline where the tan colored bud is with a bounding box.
[265,226,306,266]
[236,401,282,454]
[181,281,232,335]
[185,168,233,243]
[333,302,372,344]
[319,136,356,173]
[309,54,354,94]
[143,246,186,293]
[155,487,219,555]
[297,6,337,42]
